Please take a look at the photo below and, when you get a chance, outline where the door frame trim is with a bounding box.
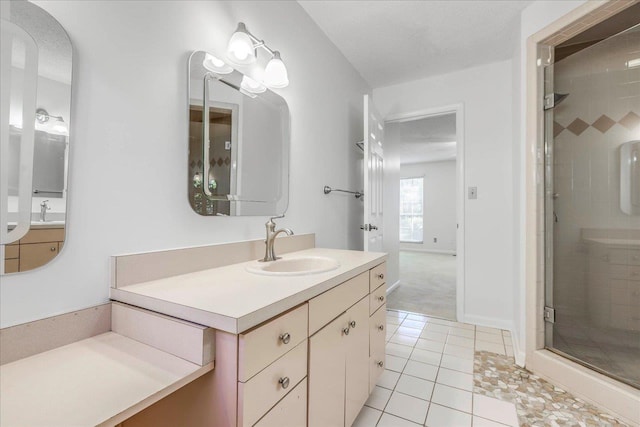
[385,103,465,322]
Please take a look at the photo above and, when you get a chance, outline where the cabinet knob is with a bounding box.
[378,324,384,331]
[377,361,384,368]
[377,273,384,280]
[50,247,56,252]
[279,377,290,389]
[342,327,350,336]
[279,333,291,344]
[378,295,385,302]
[349,320,356,328]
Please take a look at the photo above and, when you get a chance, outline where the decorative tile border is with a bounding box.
[473,351,631,426]
[554,111,640,137]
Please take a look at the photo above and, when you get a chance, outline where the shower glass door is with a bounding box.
[545,24,640,389]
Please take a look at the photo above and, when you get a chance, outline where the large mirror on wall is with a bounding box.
[188,51,290,216]
[0,0,72,274]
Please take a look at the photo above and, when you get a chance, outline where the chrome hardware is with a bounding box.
[279,377,290,389]
[349,320,356,328]
[378,295,385,302]
[552,193,560,199]
[370,224,378,230]
[543,306,555,323]
[279,333,291,344]
[39,200,51,222]
[324,185,363,199]
[376,361,383,368]
[360,224,370,231]
[192,173,202,188]
[261,215,294,262]
[377,273,384,280]
[377,324,384,331]
[342,327,350,336]
[50,247,56,252]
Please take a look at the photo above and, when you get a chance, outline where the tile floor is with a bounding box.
[353,309,630,427]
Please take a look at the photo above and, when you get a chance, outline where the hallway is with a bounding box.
[387,251,457,320]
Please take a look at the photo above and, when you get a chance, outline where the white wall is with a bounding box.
[400,161,456,254]
[375,60,514,328]
[1,1,369,327]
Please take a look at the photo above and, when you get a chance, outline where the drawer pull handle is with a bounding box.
[342,327,350,336]
[378,324,384,331]
[378,295,385,302]
[50,247,56,252]
[279,377,290,389]
[377,273,385,280]
[279,333,291,345]
[377,361,384,368]
[349,320,357,328]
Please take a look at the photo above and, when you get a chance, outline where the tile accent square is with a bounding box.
[619,111,640,130]
[431,383,472,413]
[566,118,589,135]
[592,114,616,133]
[425,403,472,427]
[384,391,430,424]
[395,374,435,400]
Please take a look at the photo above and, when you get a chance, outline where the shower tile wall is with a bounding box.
[551,25,640,387]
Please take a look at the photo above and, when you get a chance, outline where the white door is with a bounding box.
[363,94,384,252]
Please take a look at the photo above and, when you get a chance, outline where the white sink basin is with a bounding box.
[246,256,340,276]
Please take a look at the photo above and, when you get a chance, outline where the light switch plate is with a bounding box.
[468,187,477,199]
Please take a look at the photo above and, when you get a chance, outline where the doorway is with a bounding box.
[385,106,464,321]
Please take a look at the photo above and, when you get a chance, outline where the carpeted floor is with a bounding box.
[387,251,457,320]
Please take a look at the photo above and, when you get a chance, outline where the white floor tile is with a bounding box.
[384,391,430,424]
[424,323,450,334]
[385,354,408,372]
[425,403,472,427]
[450,322,475,331]
[402,319,426,330]
[435,367,473,391]
[505,345,514,358]
[473,394,519,427]
[446,335,475,349]
[386,323,400,335]
[390,333,419,347]
[472,416,512,427]
[386,317,401,326]
[377,413,422,427]
[352,406,382,427]
[415,338,445,353]
[410,348,442,366]
[502,330,512,338]
[386,342,414,358]
[430,383,472,413]
[403,360,439,381]
[377,369,401,390]
[420,330,448,343]
[503,336,513,346]
[406,313,430,322]
[396,326,423,337]
[427,317,454,326]
[443,343,475,360]
[440,354,474,373]
[476,326,502,335]
[476,331,504,344]
[387,310,408,321]
[395,374,435,400]
[475,340,505,355]
[365,386,392,411]
[448,327,475,339]
[386,332,394,342]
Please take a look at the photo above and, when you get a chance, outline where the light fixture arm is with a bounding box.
[237,22,276,57]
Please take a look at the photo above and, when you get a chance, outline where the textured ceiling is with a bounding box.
[389,113,457,164]
[299,0,533,88]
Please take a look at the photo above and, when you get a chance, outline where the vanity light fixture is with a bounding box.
[241,75,266,94]
[226,22,289,88]
[202,53,233,74]
[35,108,68,135]
[626,58,640,68]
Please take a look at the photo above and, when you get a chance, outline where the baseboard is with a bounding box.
[400,248,456,255]
[511,329,526,367]
[462,313,513,333]
[386,280,400,294]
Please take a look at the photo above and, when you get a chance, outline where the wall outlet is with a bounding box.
[433,237,437,243]
[468,186,478,199]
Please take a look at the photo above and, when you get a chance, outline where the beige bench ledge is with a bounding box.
[0,332,213,427]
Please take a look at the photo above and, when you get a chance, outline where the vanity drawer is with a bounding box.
[370,303,387,357]
[238,339,307,427]
[254,378,307,427]
[370,262,387,292]
[610,249,640,266]
[309,271,369,335]
[19,228,64,244]
[4,259,18,273]
[4,245,19,260]
[238,303,308,382]
[369,282,387,315]
[610,265,640,281]
[19,242,59,271]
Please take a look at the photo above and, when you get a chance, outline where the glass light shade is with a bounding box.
[227,24,256,65]
[202,53,233,74]
[264,52,289,88]
[240,75,266,94]
[50,118,68,135]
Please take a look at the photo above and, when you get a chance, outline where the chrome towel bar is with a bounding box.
[323,185,363,199]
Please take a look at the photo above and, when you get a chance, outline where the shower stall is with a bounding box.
[544,21,640,389]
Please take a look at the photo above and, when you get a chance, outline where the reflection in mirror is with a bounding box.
[188,51,289,216]
[1,0,72,274]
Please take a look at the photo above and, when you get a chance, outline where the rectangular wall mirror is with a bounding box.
[187,51,289,216]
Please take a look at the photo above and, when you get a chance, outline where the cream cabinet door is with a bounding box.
[344,297,371,427]
[308,312,348,427]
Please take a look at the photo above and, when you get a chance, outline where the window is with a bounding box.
[399,177,423,243]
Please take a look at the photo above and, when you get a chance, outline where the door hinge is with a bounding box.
[543,94,555,110]
[360,224,370,231]
[543,306,555,323]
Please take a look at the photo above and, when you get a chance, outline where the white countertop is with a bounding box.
[583,237,640,247]
[0,332,212,427]
[111,248,386,334]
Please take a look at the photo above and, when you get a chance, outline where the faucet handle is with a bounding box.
[269,214,285,221]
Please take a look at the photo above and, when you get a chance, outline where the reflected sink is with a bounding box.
[246,256,340,276]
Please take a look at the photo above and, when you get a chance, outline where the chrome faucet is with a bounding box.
[39,200,50,222]
[261,215,293,262]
